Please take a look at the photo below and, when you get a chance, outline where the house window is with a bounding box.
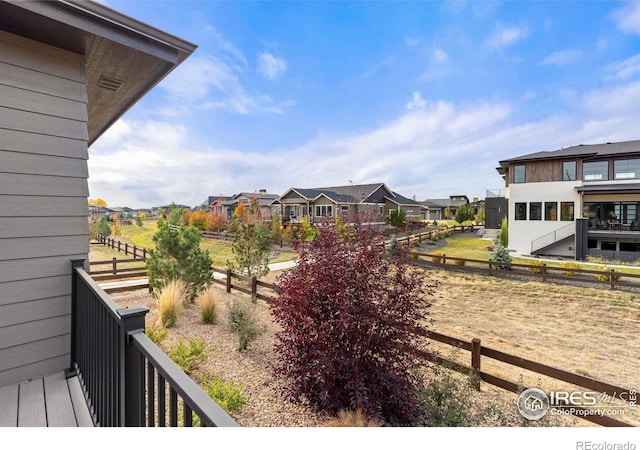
[560,202,574,221]
[379,205,384,215]
[620,242,640,252]
[513,165,526,183]
[562,161,576,181]
[601,241,616,251]
[545,202,557,221]
[529,202,542,221]
[341,205,349,212]
[614,159,640,180]
[583,161,608,181]
[515,202,527,220]
[315,205,333,217]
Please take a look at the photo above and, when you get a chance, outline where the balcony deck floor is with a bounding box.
[0,371,93,427]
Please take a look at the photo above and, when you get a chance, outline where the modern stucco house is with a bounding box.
[0,0,196,392]
[277,183,426,224]
[497,140,640,261]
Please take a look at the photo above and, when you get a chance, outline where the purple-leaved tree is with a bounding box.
[270,214,436,425]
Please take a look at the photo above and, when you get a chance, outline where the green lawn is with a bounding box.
[109,220,297,268]
[419,232,640,276]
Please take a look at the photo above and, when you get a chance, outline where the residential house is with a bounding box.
[0,0,195,395]
[497,140,640,261]
[277,183,426,224]
[422,195,470,221]
[222,189,280,220]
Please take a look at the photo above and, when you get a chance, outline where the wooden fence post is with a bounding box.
[251,276,257,303]
[610,269,615,290]
[112,257,117,275]
[226,269,232,293]
[124,243,129,256]
[143,249,147,260]
[117,241,121,252]
[488,260,493,276]
[471,338,482,391]
[442,254,446,265]
[542,263,547,282]
[133,246,137,259]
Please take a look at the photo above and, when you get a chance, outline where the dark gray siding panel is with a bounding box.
[0,84,87,121]
[0,255,86,284]
[0,236,89,261]
[0,61,87,102]
[0,316,71,349]
[0,31,85,82]
[0,128,87,159]
[0,276,70,305]
[0,296,69,328]
[0,32,87,387]
[0,196,88,217]
[0,146,88,176]
[0,217,88,239]
[0,173,88,197]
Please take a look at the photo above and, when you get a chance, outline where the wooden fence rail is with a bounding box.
[412,251,640,292]
[95,235,148,260]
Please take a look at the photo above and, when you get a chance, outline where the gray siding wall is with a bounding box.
[0,31,89,388]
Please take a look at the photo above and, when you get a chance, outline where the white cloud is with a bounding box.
[488,24,529,49]
[257,52,287,81]
[608,53,640,80]
[539,49,583,66]
[611,1,640,35]
[159,54,289,115]
[406,92,426,111]
[432,48,449,64]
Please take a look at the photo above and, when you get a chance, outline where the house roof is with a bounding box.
[282,183,393,204]
[0,0,197,145]
[422,196,469,208]
[386,192,423,207]
[499,140,640,166]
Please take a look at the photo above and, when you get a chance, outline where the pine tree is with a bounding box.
[227,222,271,279]
[146,220,213,302]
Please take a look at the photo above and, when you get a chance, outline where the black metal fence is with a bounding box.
[71,260,238,427]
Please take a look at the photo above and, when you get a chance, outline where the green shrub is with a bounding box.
[489,243,512,270]
[146,320,168,345]
[169,337,211,375]
[135,216,144,227]
[595,266,621,282]
[421,363,476,426]
[498,217,508,247]
[453,255,466,266]
[228,299,265,352]
[198,374,248,414]
[562,262,580,276]
[529,260,545,274]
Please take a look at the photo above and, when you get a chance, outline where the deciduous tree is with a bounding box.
[270,215,435,425]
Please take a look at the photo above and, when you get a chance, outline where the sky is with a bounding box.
[89,0,640,209]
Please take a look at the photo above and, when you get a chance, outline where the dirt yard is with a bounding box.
[108,266,640,427]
